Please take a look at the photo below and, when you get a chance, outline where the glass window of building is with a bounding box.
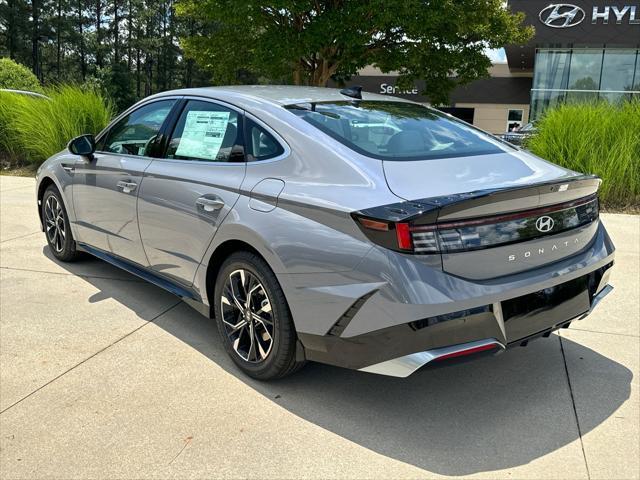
[531,50,572,119]
[533,50,571,91]
[566,49,603,103]
[507,109,523,131]
[634,51,640,92]
[531,48,639,119]
[599,49,637,103]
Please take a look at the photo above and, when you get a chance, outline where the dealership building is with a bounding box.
[349,1,640,134]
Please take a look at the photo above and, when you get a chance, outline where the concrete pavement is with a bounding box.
[0,175,638,479]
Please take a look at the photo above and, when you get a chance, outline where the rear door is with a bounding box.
[72,99,177,265]
[137,98,246,286]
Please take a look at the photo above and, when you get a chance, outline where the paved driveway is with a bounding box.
[0,175,638,479]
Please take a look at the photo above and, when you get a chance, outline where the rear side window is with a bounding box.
[98,100,175,156]
[286,101,511,161]
[165,100,242,162]
[245,119,284,161]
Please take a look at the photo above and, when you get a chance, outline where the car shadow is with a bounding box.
[46,248,633,476]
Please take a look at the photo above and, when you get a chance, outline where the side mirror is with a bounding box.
[68,134,95,158]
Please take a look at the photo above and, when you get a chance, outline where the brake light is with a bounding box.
[395,223,412,250]
[354,216,413,252]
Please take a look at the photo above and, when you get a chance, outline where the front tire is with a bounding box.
[42,185,79,262]
[214,251,305,380]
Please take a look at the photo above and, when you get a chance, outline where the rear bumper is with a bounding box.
[293,220,615,375]
[299,263,613,376]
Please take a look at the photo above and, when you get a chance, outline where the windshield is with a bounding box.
[286,101,511,161]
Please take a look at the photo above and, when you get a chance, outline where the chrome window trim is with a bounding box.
[96,94,291,165]
[180,94,246,115]
[94,95,184,147]
[156,94,291,165]
[92,151,157,162]
[148,157,247,167]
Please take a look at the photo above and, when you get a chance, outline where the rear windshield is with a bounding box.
[286,101,510,161]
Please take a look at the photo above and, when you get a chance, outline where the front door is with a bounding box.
[72,99,177,266]
[138,99,246,286]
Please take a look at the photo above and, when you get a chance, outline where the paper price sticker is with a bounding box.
[175,110,231,160]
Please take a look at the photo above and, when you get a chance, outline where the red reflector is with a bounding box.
[396,222,412,250]
[359,218,389,231]
[436,343,499,361]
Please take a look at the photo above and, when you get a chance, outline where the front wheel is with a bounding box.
[42,185,79,262]
[214,251,305,380]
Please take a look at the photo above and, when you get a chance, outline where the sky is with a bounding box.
[485,48,507,63]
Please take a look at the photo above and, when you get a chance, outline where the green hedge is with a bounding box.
[0,85,113,166]
[527,101,640,209]
[0,58,43,93]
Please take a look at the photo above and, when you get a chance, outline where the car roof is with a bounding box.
[152,85,416,108]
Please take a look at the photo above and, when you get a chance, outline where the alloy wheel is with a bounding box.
[220,269,275,363]
[44,195,65,253]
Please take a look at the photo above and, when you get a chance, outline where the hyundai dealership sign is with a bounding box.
[505,1,640,70]
[538,3,640,28]
[539,4,587,27]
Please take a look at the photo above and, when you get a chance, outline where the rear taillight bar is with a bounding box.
[353,194,599,255]
[412,194,598,231]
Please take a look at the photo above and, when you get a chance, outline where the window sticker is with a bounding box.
[175,110,231,160]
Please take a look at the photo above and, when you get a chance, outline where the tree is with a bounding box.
[0,0,32,60]
[93,0,104,68]
[76,0,87,79]
[176,0,533,104]
[31,0,40,79]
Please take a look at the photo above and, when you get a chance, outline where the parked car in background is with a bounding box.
[0,88,50,100]
[502,121,537,146]
[36,86,614,380]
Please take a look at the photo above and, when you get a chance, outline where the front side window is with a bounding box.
[286,101,510,161]
[166,100,242,162]
[99,100,175,156]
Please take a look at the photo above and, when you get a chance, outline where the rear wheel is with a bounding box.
[214,251,305,380]
[42,185,79,262]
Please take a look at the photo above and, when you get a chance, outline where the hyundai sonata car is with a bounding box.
[36,85,614,379]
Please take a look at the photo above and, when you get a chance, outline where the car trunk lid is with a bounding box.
[382,150,583,206]
[376,152,601,279]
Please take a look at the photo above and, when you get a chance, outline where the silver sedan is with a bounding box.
[36,86,614,379]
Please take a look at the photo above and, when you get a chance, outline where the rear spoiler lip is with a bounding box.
[354,174,601,224]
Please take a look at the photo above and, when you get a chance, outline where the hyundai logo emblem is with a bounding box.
[539,4,586,28]
[536,216,555,233]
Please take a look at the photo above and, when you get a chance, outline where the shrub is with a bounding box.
[0,58,43,93]
[527,101,640,209]
[0,85,113,166]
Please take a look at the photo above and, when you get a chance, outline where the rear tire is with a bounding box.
[42,185,79,262]
[214,251,305,380]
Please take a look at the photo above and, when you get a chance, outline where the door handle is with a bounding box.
[116,180,137,194]
[61,164,75,173]
[196,196,225,212]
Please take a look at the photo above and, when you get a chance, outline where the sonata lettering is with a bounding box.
[508,238,580,262]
